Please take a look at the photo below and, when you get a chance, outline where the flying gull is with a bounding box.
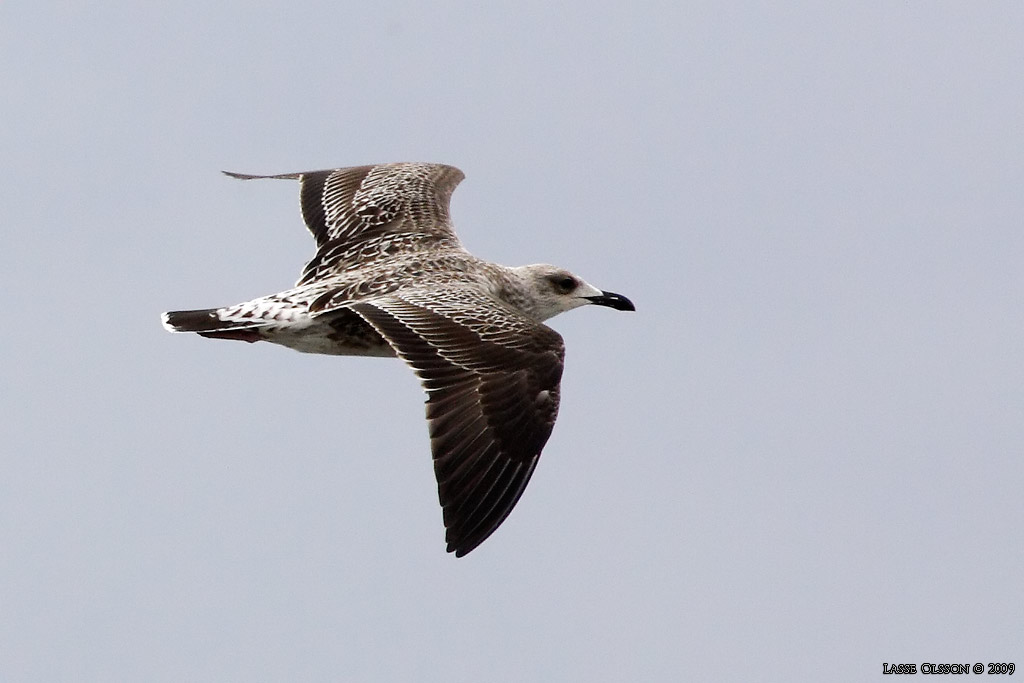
[161,163,634,556]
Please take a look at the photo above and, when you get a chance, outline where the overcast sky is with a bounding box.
[2,2,1021,681]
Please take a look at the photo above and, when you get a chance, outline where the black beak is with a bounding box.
[586,290,635,311]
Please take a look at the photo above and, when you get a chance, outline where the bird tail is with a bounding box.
[161,308,265,342]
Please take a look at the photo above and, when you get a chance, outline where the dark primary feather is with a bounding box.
[350,288,565,557]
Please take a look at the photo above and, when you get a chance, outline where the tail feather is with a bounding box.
[163,295,314,344]
[163,308,232,333]
[161,308,265,342]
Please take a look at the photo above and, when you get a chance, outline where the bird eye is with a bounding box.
[553,275,577,293]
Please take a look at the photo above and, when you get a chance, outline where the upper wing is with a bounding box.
[224,163,465,284]
[349,287,565,557]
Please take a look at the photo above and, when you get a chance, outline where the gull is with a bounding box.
[162,163,634,556]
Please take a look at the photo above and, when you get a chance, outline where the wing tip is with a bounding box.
[447,538,481,558]
[443,459,539,558]
[222,170,302,181]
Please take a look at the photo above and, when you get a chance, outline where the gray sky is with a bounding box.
[2,2,1022,681]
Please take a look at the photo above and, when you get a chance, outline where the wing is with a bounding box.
[349,287,565,557]
[224,163,466,284]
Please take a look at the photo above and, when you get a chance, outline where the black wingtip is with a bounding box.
[448,537,485,558]
[447,533,480,558]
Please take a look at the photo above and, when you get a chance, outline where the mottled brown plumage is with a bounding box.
[163,163,634,556]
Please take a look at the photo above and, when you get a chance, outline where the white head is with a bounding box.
[505,264,635,323]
